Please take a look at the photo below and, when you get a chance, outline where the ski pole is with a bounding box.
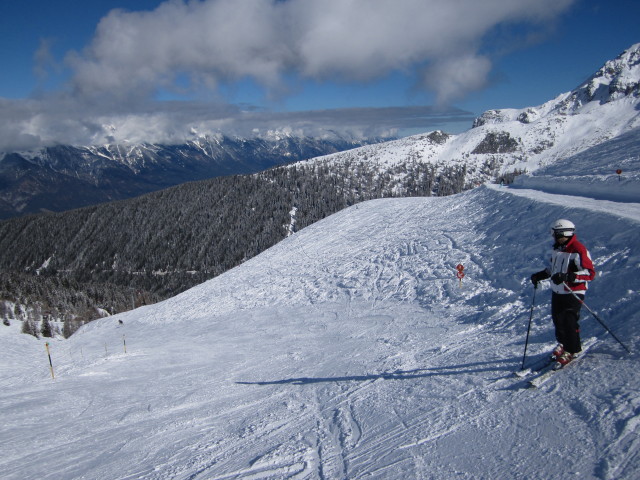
[562,282,631,354]
[521,284,537,370]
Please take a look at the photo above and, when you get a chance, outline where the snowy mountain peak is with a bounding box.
[473,43,640,128]
[565,41,640,108]
[590,42,640,90]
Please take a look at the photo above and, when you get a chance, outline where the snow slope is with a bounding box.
[2,168,640,478]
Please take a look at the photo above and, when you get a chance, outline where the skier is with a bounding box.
[530,219,596,367]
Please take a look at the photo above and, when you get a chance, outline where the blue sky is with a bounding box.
[0,0,638,151]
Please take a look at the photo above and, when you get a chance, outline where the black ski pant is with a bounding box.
[551,292,584,354]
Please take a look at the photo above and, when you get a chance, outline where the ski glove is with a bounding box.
[530,270,549,287]
[551,272,576,285]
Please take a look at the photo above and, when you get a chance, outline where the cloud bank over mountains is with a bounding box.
[68,0,573,102]
[1,0,574,151]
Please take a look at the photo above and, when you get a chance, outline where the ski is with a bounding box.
[514,353,555,378]
[528,337,597,388]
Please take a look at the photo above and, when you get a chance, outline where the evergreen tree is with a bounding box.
[1,301,10,326]
[41,316,53,338]
[21,319,38,338]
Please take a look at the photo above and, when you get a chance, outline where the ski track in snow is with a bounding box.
[2,181,640,479]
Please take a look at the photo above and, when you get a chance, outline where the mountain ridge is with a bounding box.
[0,134,383,219]
[297,43,640,192]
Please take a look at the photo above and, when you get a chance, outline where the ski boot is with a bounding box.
[551,343,564,360]
[553,351,574,370]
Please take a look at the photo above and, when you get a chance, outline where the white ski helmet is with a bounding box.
[551,218,575,237]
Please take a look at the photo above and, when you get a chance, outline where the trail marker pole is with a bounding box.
[45,342,55,379]
[123,334,127,354]
[456,264,465,287]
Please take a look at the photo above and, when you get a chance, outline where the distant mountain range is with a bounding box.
[1,42,638,334]
[0,135,384,219]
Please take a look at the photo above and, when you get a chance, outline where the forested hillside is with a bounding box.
[0,155,476,334]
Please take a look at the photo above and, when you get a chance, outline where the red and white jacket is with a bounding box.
[546,235,596,295]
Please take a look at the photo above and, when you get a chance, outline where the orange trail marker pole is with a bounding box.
[456,264,465,287]
[45,342,55,379]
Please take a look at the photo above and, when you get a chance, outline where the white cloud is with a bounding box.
[0,0,576,151]
[66,0,293,98]
[423,55,493,105]
[0,96,474,151]
[66,0,574,101]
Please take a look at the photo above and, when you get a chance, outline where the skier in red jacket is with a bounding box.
[531,219,596,366]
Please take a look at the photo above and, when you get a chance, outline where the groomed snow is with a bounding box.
[2,171,639,478]
[513,127,640,203]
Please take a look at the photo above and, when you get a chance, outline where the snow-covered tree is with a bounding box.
[287,206,298,237]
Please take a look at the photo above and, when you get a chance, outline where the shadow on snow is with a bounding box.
[236,356,525,386]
